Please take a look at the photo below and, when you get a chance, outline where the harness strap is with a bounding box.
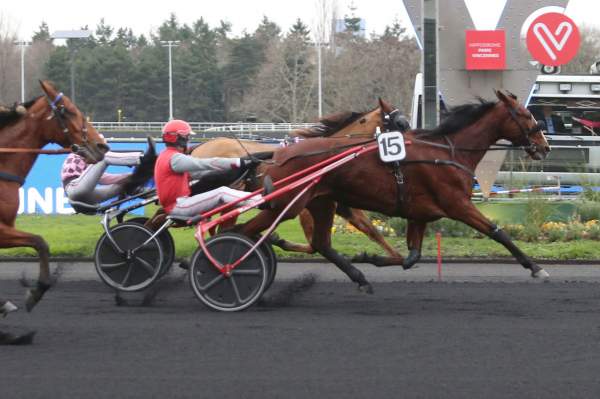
[0,171,25,186]
[391,161,405,213]
[50,92,64,110]
[402,159,475,178]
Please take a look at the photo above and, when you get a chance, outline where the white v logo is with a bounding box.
[533,21,573,61]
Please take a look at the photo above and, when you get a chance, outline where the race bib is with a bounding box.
[377,131,406,163]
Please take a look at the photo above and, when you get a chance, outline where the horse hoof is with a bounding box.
[532,269,550,279]
[1,300,18,318]
[358,283,374,294]
[0,330,36,345]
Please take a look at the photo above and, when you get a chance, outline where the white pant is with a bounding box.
[65,152,140,204]
[169,187,262,217]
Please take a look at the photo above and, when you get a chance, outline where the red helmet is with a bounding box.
[162,119,195,144]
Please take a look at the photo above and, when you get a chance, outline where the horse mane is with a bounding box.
[415,98,496,137]
[292,110,367,138]
[0,97,40,129]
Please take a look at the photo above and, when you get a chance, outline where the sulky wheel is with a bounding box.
[94,222,164,292]
[189,232,268,312]
[258,237,277,292]
[127,217,175,276]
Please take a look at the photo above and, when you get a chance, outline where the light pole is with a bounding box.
[311,41,328,118]
[14,40,31,102]
[317,42,323,117]
[50,30,92,103]
[160,40,180,120]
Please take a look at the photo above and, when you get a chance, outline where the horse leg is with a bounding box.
[268,209,316,254]
[447,201,549,278]
[0,224,52,311]
[402,220,427,270]
[306,198,373,293]
[341,207,404,267]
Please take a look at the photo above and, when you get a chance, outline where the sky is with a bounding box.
[2,0,600,41]
[2,0,410,40]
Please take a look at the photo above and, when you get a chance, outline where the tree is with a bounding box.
[95,19,114,46]
[32,22,51,43]
[343,2,362,33]
[562,26,600,74]
[0,13,19,103]
[239,20,316,122]
[324,21,419,115]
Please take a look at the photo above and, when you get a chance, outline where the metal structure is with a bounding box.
[421,0,439,129]
[13,40,31,102]
[160,40,180,120]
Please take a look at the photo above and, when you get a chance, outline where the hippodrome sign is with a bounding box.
[526,11,580,66]
[465,30,506,70]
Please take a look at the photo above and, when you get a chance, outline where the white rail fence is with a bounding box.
[94,121,314,133]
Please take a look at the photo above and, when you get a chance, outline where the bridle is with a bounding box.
[383,108,410,133]
[44,92,89,149]
[505,104,546,151]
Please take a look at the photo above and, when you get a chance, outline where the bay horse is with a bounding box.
[0,81,107,314]
[188,99,408,264]
[237,90,551,292]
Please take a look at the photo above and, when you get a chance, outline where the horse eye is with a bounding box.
[360,118,366,124]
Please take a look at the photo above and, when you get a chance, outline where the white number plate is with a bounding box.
[377,131,406,162]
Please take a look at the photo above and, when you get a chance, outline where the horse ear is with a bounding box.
[378,98,394,113]
[494,89,511,105]
[39,80,55,97]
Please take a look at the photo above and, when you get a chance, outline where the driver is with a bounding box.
[62,135,157,206]
[154,119,273,217]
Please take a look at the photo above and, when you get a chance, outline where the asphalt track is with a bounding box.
[1,262,600,399]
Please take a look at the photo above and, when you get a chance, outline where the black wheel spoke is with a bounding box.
[100,261,127,271]
[229,275,243,305]
[232,269,261,276]
[135,256,157,276]
[197,273,225,292]
[121,264,133,287]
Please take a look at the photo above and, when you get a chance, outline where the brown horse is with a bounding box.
[237,90,551,292]
[0,81,107,312]
[189,100,405,264]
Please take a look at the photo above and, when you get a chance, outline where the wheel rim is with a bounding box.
[189,233,267,311]
[258,239,277,291]
[157,230,175,276]
[94,223,163,291]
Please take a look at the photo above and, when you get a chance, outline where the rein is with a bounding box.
[275,138,376,166]
[0,148,71,154]
[410,137,536,152]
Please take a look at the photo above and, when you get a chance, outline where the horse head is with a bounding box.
[39,80,108,163]
[494,89,550,160]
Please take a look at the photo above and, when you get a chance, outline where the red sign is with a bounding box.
[526,12,580,66]
[465,30,506,70]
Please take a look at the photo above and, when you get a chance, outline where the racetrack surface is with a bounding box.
[1,262,600,399]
